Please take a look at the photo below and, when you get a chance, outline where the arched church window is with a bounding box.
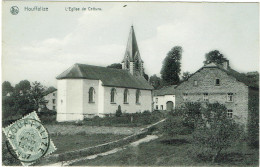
[124,88,129,104]
[89,87,95,103]
[136,89,141,104]
[110,88,116,103]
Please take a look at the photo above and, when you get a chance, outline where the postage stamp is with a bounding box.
[3,112,56,166]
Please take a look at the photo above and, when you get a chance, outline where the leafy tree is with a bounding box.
[149,74,162,89]
[3,80,47,120]
[2,81,14,96]
[29,81,48,110]
[14,80,31,94]
[192,103,241,162]
[107,63,122,69]
[203,50,228,65]
[182,72,191,81]
[161,46,182,85]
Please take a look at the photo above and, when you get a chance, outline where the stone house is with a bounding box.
[153,85,176,111]
[175,62,259,128]
[56,26,153,122]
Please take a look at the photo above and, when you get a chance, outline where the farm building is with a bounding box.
[175,61,259,128]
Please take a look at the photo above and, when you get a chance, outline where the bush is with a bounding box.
[161,110,193,136]
[115,105,122,117]
[183,102,202,130]
[191,103,242,163]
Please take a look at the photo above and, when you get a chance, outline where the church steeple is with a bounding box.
[122,26,144,76]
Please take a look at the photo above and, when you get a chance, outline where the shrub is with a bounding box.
[183,102,202,130]
[115,105,122,117]
[162,109,193,136]
[142,110,151,116]
[191,103,242,162]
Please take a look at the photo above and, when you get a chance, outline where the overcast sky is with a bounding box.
[2,2,259,87]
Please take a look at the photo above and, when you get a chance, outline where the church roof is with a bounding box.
[122,26,143,63]
[56,63,153,90]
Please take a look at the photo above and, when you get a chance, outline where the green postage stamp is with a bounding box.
[3,112,56,166]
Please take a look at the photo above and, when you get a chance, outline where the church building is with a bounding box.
[56,26,153,122]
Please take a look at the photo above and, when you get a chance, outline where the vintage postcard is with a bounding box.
[2,1,259,166]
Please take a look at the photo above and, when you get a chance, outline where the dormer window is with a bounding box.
[215,79,220,86]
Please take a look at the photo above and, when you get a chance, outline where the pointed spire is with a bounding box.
[122,25,140,62]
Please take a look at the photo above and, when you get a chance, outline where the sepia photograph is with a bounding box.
[2,1,259,166]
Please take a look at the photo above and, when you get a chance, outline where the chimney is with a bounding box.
[222,60,229,70]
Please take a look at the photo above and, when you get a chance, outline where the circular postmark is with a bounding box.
[6,118,50,163]
[10,6,19,15]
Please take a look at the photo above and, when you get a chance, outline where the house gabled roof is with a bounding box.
[122,26,143,63]
[153,85,177,96]
[56,63,153,90]
[176,63,259,89]
[43,88,57,96]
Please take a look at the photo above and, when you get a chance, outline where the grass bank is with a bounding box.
[73,135,259,166]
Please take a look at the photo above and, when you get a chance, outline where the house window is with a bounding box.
[89,87,95,103]
[160,105,163,110]
[227,93,233,102]
[124,88,129,104]
[227,110,233,118]
[110,88,116,103]
[183,93,188,101]
[136,89,141,104]
[53,99,56,104]
[194,80,198,86]
[156,105,158,110]
[53,106,56,110]
[155,98,158,103]
[203,93,209,102]
[53,93,55,96]
[215,79,220,86]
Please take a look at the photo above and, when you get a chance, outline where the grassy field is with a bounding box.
[51,133,127,154]
[2,132,127,166]
[44,124,142,135]
[73,135,259,166]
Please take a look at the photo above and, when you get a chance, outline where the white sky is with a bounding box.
[2,2,259,87]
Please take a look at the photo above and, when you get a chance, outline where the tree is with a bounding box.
[29,81,48,111]
[182,72,191,81]
[107,63,122,69]
[2,81,14,96]
[192,103,241,162]
[149,74,162,89]
[14,80,31,94]
[203,50,228,65]
[161,46,182,85]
